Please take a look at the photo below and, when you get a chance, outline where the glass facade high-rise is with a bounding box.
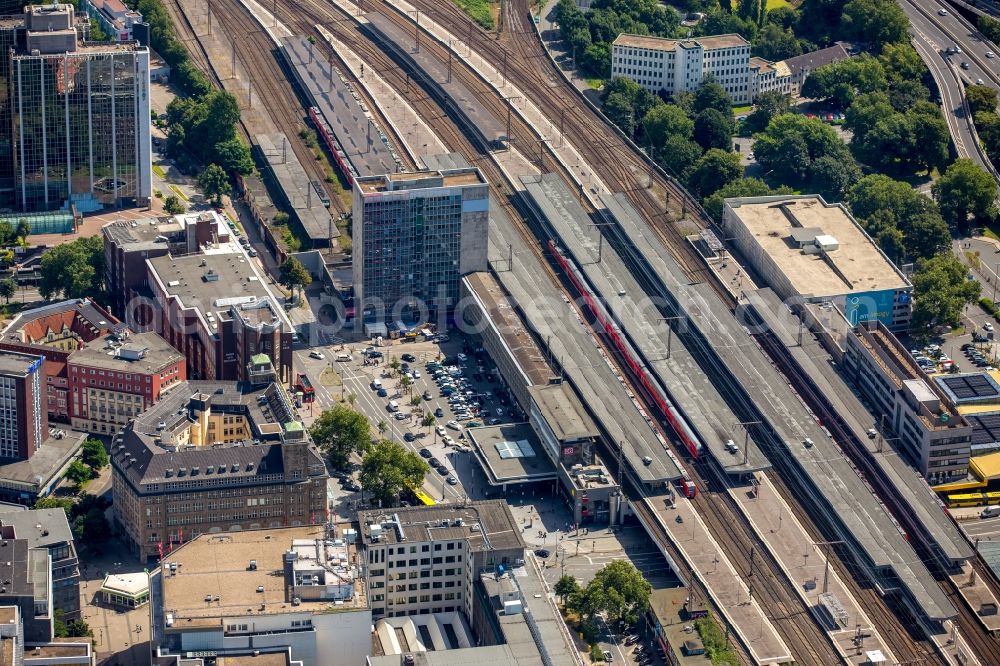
[6,4,151,213]
[352,168,489,323]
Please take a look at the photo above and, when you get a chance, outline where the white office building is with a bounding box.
[610,33,751,104]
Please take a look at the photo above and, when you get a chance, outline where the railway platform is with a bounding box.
[314,25,448,164]
[378,0,614,204]
[949,562,1000,631]
[645,492,792,665]
[730,474,897,664]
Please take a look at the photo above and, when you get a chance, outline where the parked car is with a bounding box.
[447,420,462,430]
[309,351,324,360]
[436,426,447,437]
[447,475,458,485]
[401,353,416,362]
[419,448,432,458]
[435,408,445,417]
[436,465,449,476]
[429,457,441,468]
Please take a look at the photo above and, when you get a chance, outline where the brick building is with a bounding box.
[111,380,327,561]
[68,330,185,434]
[0,298,117,422]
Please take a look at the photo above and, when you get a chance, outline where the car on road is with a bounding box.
[988,52,996,59]
[419,448,432,458]
[247,248,258,257]
[962,61,970,70]
[624,635,639,646]
[436,426,447,437]
[309,351,325,360]
[443,435,456,446]
[447,475,458,485]
[429,457,441,468]
[401,353,416,362]
[435,407,445,417]
[342,480,361,492]
[534,549,550,558]
[603,651,614,662]
[488,417,502,425]
[447,420,462,430]
[986,323,995,332]
[412,370,421,379]
[377,388,388,397]
[423,390,433,400]
[436,465,449,476]
[404,432,416,442]
[978,78,986,85]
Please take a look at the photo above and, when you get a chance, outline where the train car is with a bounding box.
[677,478,697,499]
[307,106,359,186]
[548,239,703,461]
[946,492,986,507]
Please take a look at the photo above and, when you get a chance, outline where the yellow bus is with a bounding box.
[407,483,437,507]
[947,492,986,507]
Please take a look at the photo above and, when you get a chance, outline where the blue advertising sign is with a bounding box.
[843,289,899,326]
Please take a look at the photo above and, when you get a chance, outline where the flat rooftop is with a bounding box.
[148,250,292,332]
[67,331,182,373]
[0,349,40,375]
[726,195,909,298]
[161,525,365,628]
[357,168,486,194]
[216,653,291,666]
[0,429,85,487]
[255,132,336,243]
[527,383,598,442]
[358,500,524,552]
[479,570,576,665]
[279,35,397,179]
[613,32,748,51]
[462,272,554,388]
[467,423,558,484]
[21,639,91,658]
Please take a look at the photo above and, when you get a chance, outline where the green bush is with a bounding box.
[589,644,605,662]
[981,298,998,317]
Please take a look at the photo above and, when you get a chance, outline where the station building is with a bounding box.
[353,169,489,324]
[611,33,752,104]
[110,380,328,560]
[722,195,913,332]
[845,320,972,483]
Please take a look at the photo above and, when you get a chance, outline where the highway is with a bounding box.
[900,0,994,173]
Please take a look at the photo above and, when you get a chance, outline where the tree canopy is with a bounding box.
[566,560,652,629]
[801,54,888,107]
[309,404,371,469]
[359,439,429,507]
[911,254,981,332]
[686,149,741,198]
[198,164,232,206]
[38,236,106,302]
[703,177,794,222]
[752,114,858,193]
[932,159,998,231]
[847,175,950,261]
[81,439,109,471]
[279,258,312,302]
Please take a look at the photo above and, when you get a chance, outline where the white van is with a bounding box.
[336,353,353,362]
[387,401,399,413]
[982,506,1000,518]
[371,379,383,390]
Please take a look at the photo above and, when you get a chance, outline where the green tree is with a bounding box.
[657,135,703,179]
[81,439,108,471]
[279,257,312,302]
[911,254,981,332]
[753,114,855,189]
[64,461,93,488]
[273,211,290,225]
[214,137,254,175]
[14,218,30,242]
[847,174,948,261]
[32,497,73,513]
[309,404,371,470]
[71,505,110,549]
[933,158,998,230]
[198,163,231,205]
[703,177,794,222]
[744,90,791,133]
[752,24,803,61]
[967,85,998,116]
[572,560,652,629]
[360,439,429,507]
[421,413,435,430]
[643,104,694,147]
[841,0,909,51]
[0,221,12,247]
[879,43,926,85]
[163,195,185,215]
[693,81,734,118]
[554,574,580,605]
[979,15,1000,45]
[801,54,888,107]
[686,149,742,197]
[603,92,637,136]
[0,278,14,304]
[693,109,733,152]
[38,236,106,301]
[903,212,952,261]
[810,154,861,201]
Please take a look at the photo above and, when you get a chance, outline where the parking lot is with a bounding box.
[293,332,525,508]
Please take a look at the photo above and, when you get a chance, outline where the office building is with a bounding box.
[102,211,232,319]
[357,501,524,621]
[749,56,791,101]
[11,3,151,212]
[0,605,92,666]
[722,195,913,331]
[154,525,370,666]
[0,535,53,642]
[352,168,489,322]
[0,507,80,619]
[845,320,972,483]
[0,350,46,461]
[111,380,328,560]
[611,33,751,104]
[68,330,185,433]
[84,0,143,42]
